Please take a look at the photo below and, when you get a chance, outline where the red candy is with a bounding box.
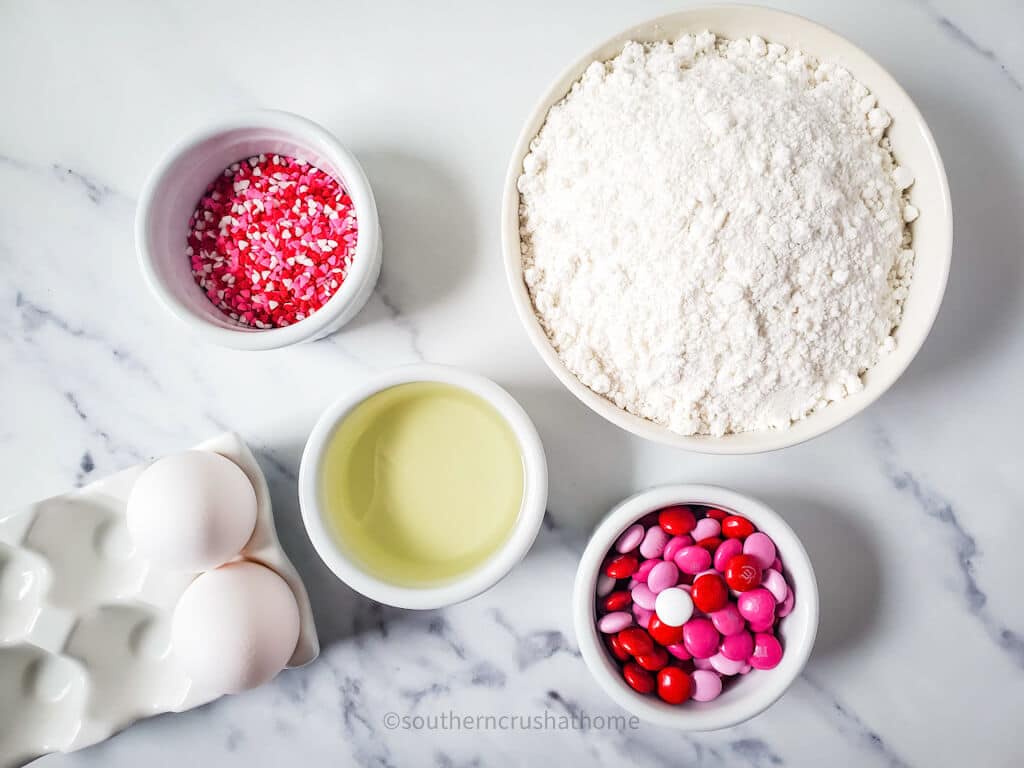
[705,508,729,520]
[607,634,631,661]
[647,615,685,646]
[695,536,723,554]
[658,506,697,536]
[656,666,692,704]
[617,628,654,657]
[602,590,632,612]
[187,154,358,329]
[606,554,639,579]
[721,515,756,539]
[623,661,655,694]
[635,646,669,671]
[691,573,729,613]
[724,554,763,592]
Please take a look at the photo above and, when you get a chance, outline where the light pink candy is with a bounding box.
[662,535,693,563]
[666,642,691,661]
[597,611,633,633]
[713,538,743,572]
[743,532,777,570]
[693,656,714,670]
[737,588,776,626]
[632,604,654,629]
[674,545,712,575]
[690,669,723,701]
[614,523,645,553]
[682,618,720,659]
[691,517,721,542]
[750,633,784,670]
[739,663,752,675]
[639,526,670,559]
[634,558,659,583]
[771,557,783,572]
[596,574,616,597]
[762,568,789,603]
[778,587,795,618]
[709,652,746,676]
[720,630,754,661]
[631,583,657,611]
[709,603,745,636]
[647,560,679,593]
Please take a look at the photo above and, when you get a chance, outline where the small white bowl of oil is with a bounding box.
[298,364,548,609]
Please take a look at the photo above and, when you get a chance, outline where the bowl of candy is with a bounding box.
[572,485,819,730]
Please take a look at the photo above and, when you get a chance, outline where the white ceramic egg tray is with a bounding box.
[0,433,319,767]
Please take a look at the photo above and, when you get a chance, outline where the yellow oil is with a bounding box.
[321,381,524,587]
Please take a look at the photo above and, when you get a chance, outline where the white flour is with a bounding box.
[519,33,915,436]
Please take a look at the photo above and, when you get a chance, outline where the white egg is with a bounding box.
[171,561,300,694]
[127,451,257,571]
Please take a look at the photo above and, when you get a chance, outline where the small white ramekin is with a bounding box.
[573,485,819,730]
[298,364,548,610]
[135,109,381,350]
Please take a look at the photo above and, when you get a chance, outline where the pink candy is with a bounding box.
[647,561,679,593]
[690,670,723,701]
[634,558,659,583]
[713,538,743,572]
[639,526,670,558]
[737,588,776,626]
[631,583,657,610]
[720,630,754,661]
[598,611,633,633]
[682,618,720,659]
[750,633,784,670]
[674,545,712,575]
[615,524,645,553]
[662,535,692,563]
[709,603,746,636]
[743,532,777,569]
[692,517,721,541]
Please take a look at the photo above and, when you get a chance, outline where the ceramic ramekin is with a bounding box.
[298,364,548,610]
[573,485,818,730]
[136,109,381,350]
[502,5,952,453]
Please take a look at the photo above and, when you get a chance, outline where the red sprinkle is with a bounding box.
[187,154,358,329]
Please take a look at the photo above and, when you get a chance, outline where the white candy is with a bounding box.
[654,587,694,627]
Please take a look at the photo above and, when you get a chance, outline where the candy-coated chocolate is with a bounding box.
[721,515,755,539]
[740,663,752,674]
[603,590,633,612]
[617,627,654,657]
[656,666,692,704]
[748,617,775,633]
[647,560,680,593]
[654,587,693,627]
[778,586,796,618]
[690,670,723,701]
[631,583,657,610]
[720,630,754,661]
[608,633,631,661]
[674,545,712,575]
[615,523,645,554]
[692,656,713,670]
[771,557,783,572]
[622,661,655,694]
[598,611,633,634]
[665,642,691,660]
[691,573,729,613]
[647,615,684,646]
[709,603,746,636]
[639,526,670,559]
[737,588,776,626]
[761,568,788,603]
[695,536,723,554]
[634,558,659,583]
[658,506,697,536]
[709,652,746,676]
[750,633,784,670]
[596,574,616,597]
[705,508,728,521]
[713,538,743,572]
[632,604,654,629]
[606,554,639,579]
[682,618,720,659]
[635,645,669,671]
[724,554,762,591]
[691,517,721,541]
[662,535,693,563]
[743,532,777,570]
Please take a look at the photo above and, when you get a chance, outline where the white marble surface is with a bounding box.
[1,0,1022,765]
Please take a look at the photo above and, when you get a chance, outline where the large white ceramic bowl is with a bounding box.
[298,364,548,610]
[502,5,952,453]
[573,485,819,730]
[136,109,381,350]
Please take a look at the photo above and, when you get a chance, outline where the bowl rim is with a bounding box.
[297,363,548,610]
[135,108,380,351]
[501,4,953,454]
[572,484,819,730]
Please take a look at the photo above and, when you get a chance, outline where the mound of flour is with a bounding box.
[519,33,915,436]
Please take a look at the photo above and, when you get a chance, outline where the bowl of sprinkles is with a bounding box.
[573,485,818,730]
[136,110,381,350]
